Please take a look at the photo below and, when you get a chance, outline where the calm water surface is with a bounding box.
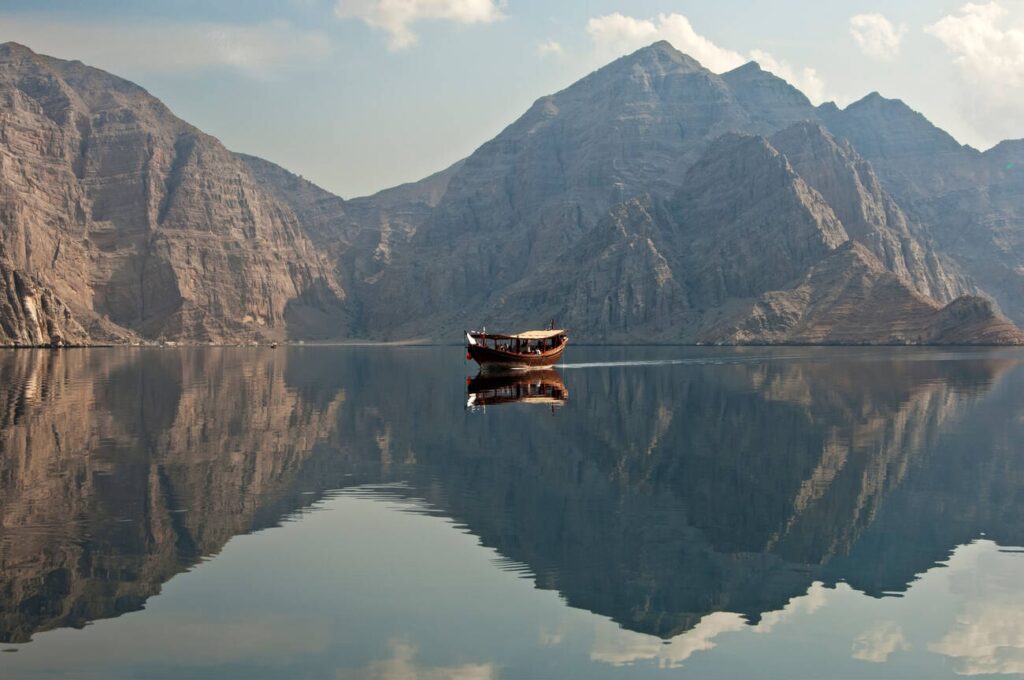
[0,346,1022,679]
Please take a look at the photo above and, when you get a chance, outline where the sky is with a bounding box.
[1,0,1023,198]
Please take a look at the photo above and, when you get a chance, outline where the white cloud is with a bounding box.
[850,14,908,60]
[335,639,497,679]
[0,16,329,76]
[852,621,910,663]
[538,625,565,646]
[334,0,505,50]
[584,13,828,104]
[589,582,837,670]
[927,544,1024,677]
[930,605,1024,675]
[591,612,748,668]
[926,1,1024,144]
[537,40,564,57]
[754,582,830,634]
[926,2,1024,86]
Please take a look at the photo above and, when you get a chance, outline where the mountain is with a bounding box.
[0,42,349,345]
[462,124,1016,344]
[0,40,1022,345]
[343,44,828,338]
[257,42,1018,344]
[821,93,1024,326]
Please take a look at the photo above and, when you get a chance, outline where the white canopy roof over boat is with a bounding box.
[511,329,566,340]
[468,329,566,342]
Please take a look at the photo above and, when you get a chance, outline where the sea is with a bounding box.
[0,346,1021,679]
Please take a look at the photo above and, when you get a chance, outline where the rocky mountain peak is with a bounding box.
[726,60,763,75]
[620,40,706,74]
[0,41,36,58]
[984,139,1024,164]
[721,60,815,132]
[723,59,802,96]
[826,92,965,157]
[559,40,712,105]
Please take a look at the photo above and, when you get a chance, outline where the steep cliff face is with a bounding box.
[674,130,1019,345]
[821,93,1024,326]
[238,154,458,336]
[0,42,347,344]
[0,263,90,346]
[768,122,969,302]
[676,132,1019,344]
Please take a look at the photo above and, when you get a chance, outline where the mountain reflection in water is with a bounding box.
[0,346,1022,678]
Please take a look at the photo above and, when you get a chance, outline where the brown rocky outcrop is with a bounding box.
[703,242,1024,345]
[0,263,88,346]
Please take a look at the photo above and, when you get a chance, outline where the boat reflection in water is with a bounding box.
[465,369,568,410]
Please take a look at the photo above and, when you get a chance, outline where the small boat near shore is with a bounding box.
[465,328,568,372]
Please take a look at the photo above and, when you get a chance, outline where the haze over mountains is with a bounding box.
[1,40,1023,345]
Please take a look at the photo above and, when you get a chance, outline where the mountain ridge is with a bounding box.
[0,40,1022,345]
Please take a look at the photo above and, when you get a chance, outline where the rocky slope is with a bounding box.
[821,93,1024,326]
[0,42,348,345]
[1,40,1022,344]
[473,125,1021,343]
[256,42,1017,344]
[706,243,1022,345]
[347,44,827,338]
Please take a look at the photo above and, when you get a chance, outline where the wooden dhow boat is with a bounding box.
[465,328,568,372]
[465,369,568,409]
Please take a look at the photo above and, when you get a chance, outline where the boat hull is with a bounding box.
[467,343,566,372]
